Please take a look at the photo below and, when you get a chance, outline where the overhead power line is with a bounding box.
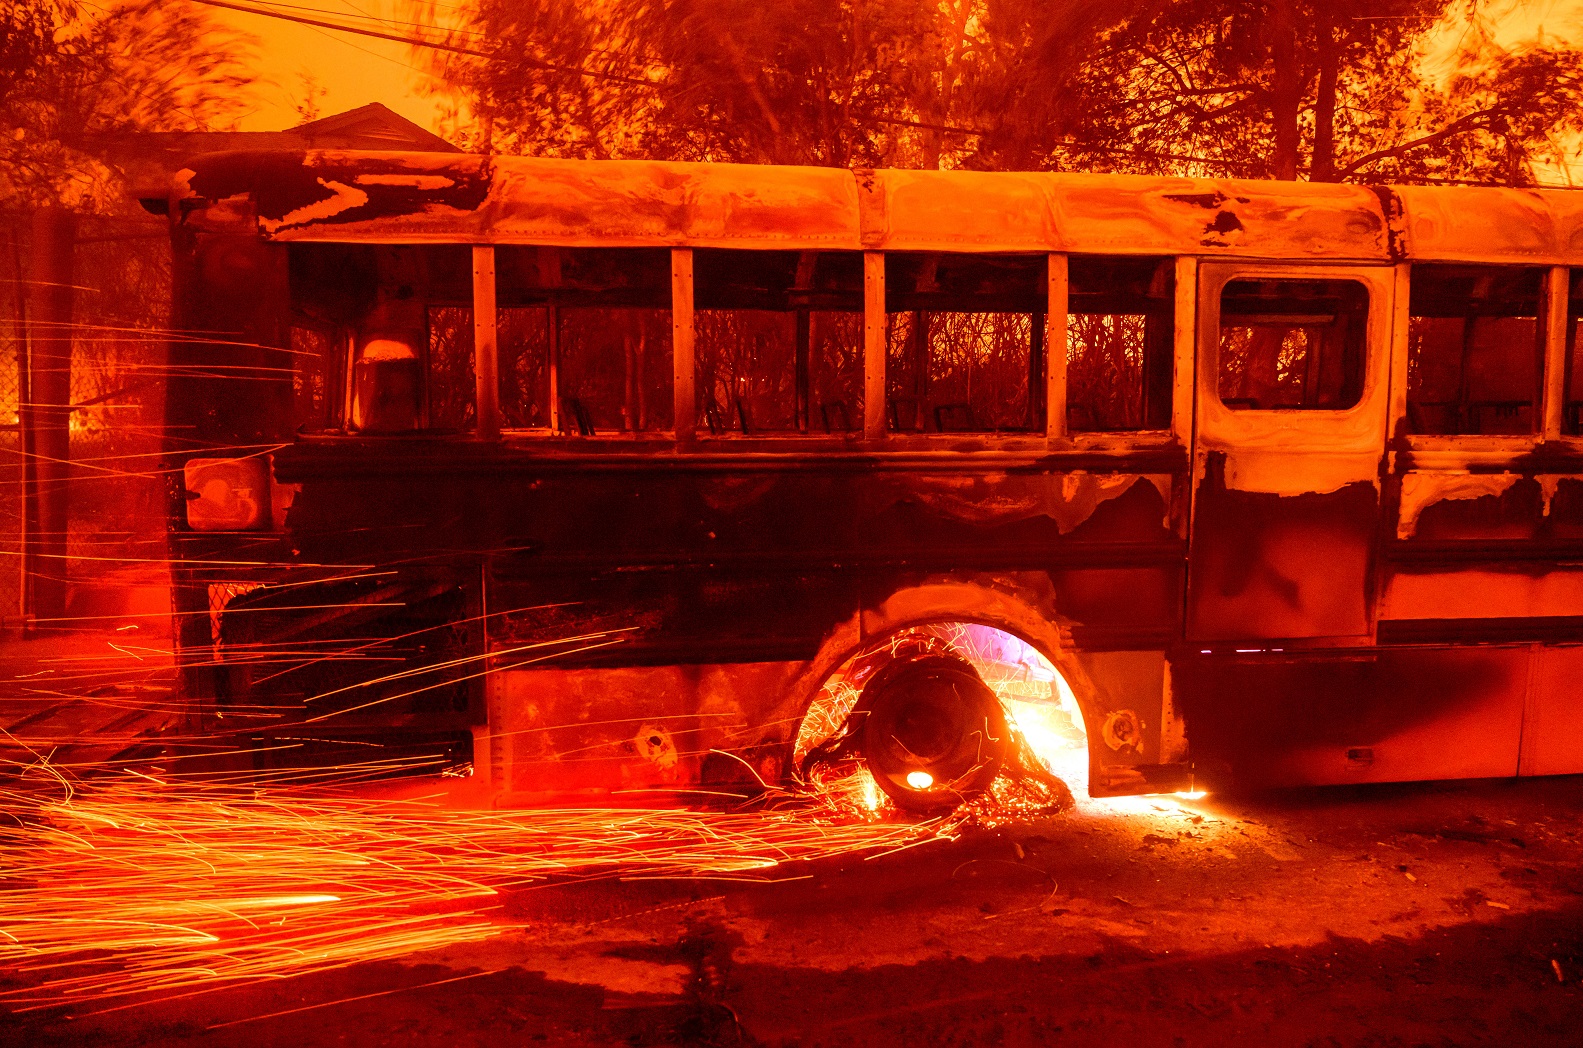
[233,0,491,40]
[188,0,657,87]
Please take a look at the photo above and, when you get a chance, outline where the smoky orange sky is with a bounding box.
[208,0,454,133]
[213,0,1583,176]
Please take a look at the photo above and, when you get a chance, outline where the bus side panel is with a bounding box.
[1380,566,1583,623]
[1187,470,1378,641]
[275,452,1182,567]
[1069,649,1189,796]
[489,662,805,800]
[1382,470,1583,630]
[1522,645,1583,777]
[276,451,1187,670]
[486,565,861,667]
[1175,647,1526,788]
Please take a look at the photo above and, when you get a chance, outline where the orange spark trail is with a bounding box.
[0,761,940,1017]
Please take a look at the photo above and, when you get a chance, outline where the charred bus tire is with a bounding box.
[859,653,1009,815]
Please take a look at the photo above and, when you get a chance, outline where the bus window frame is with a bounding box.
[461,245,1193,451]
[1543,265,1570,443]
[474,244,681,442]
[1393,261,1567,455]
[473,245,500,439]
[679,249,869,443]
[1053,251,1190,449]
[1194,262,1394,482]
[282,316,351,434]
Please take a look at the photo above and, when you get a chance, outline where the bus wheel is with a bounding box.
[859,653,1009,815]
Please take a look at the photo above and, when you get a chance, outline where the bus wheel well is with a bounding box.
[779,581,1093,738]
[784,582,1096,807]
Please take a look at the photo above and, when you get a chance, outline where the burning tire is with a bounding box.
[855,653,1010,814]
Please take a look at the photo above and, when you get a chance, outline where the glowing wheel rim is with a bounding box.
[859,654,1008,814]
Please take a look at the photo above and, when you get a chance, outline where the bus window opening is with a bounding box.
[694,249,863,435]
[1068,256,1175,431]
[1407,264,1544,435]
[1218,277,1367,411]
[426,306,476,431]
[496,246,673,434]
[289,244,473,434]
[286,323,337,434]
[885,253,1043,433]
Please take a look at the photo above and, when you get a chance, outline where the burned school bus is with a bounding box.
[156,149,1583,808]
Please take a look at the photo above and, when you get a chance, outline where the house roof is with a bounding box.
[287,104,458,154]
[97,104,458,199]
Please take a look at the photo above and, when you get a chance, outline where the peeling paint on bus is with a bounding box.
[169,150,1583,267]
[1538,474,1583,516]
[892,472,1172,534]
[1397,471,1522,539]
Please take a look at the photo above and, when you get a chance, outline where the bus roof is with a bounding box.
[171,148,1583,266]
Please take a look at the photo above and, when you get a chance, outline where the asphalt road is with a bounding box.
[9,775,1583,1047]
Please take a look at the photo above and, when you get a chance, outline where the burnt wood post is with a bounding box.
[24,208,76,625]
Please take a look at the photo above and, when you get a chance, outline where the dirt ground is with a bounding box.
[8,775,1583,1048]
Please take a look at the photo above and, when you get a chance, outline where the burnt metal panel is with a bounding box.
[873,170,1388,259]
[1385,460,1583,640]
[1187,454,1378,641]
[175,150,1399,261]
[272,450,1188,669]
[179,150,493,236]
[1378,616,1583,645]
[1175,647,1526,788]
[1391,184,1583,266]
[169,151,1583,264]
[214,568,482,725]
[1379,563,1583,627]
[1521,645,1583,776]
[492,662,804,797]
[1071,649,1167,768]
[271,443,1186,565]
[1400,474,1544,541]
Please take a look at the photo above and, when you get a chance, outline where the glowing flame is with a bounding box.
[858,766,883,812]
[905,770,934,790]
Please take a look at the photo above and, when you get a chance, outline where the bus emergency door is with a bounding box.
[1186,264,1394,642]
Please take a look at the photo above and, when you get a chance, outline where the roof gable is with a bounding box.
[290,103,459,153]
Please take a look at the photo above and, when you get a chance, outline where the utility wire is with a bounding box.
[188,0,657,87]
[235,0,491,39]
